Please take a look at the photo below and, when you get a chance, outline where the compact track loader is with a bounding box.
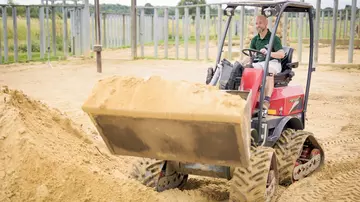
[82,1,325,201]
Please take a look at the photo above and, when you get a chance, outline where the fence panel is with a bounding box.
[0,1,359,64]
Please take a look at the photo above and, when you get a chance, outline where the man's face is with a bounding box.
[256,16,267,33]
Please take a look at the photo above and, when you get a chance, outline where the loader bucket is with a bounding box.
[82,76,253,168]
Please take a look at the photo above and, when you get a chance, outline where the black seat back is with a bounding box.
[274,46,296,87]
[280,46,294,72]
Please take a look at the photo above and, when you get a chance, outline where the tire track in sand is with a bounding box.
[276,117,360,202]
[300,169,360,202]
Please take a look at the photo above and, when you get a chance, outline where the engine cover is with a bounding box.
[268,85,304,116]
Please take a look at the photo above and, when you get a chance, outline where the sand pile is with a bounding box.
[82,75,247,122]
[0,86,165,202]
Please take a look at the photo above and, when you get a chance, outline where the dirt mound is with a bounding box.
[83,75,247,120]
[0,86,164,202]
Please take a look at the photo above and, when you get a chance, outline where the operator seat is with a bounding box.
[273,46,298,87]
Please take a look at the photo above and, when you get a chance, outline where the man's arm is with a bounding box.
[261,36,285,59]
[260,48,285,59]
[270,49,285,59]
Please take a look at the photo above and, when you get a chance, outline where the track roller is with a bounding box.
[130,158,188,192]
[274,128,325,186]
[229,146,278,202]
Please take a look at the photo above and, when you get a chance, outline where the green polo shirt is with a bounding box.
[250,29,283,62]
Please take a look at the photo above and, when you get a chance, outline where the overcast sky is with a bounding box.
[0,0,359,9]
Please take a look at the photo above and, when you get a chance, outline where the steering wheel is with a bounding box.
[241,48,266,66]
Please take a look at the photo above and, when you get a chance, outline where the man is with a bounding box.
[240,15,285,110]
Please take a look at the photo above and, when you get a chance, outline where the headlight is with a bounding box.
[224,7,234,16]
[265,10,272,17]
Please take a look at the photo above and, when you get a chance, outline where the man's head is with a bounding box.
[256,15,268,34]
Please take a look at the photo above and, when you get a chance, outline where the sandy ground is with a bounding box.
[1,47,360,201]
[102,41,360,65]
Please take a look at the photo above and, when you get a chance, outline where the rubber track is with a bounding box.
[130,158,164,188]
[273,128,321,186]
[229,146,277,202]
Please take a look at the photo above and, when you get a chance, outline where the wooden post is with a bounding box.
[94,0,102,73]
[131,0,137,59]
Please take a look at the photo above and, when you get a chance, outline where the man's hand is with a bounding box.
[260,48,268,55]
